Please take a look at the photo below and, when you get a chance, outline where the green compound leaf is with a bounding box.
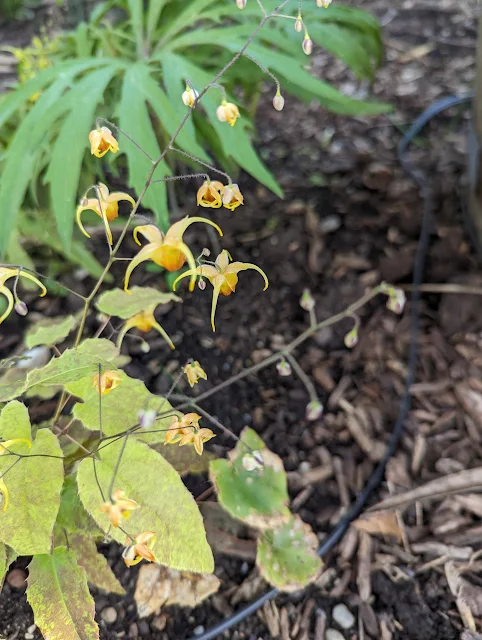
[70,535,125,595]
[0,400,31,441]
[25,315,77,349]
[56,475,101,537]
[66,371,176,443]
[26,349,115,389]
[27,547,99,640]
[0,429,64,555]
[209,427,290,530]
[96,286,181,319]
[77,437,214,573]
[256,516,322,592]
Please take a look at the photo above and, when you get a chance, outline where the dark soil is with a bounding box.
[1,1,482,639]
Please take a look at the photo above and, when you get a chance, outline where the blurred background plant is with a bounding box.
[0,0,388,270]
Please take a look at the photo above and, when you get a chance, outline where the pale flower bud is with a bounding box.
[316,0,332,6]
[140,340,150,353]
[300,288,315,311]
[386,288,406,314]
[273,92,285,112]
[182,86,198,108]
[202,247,211,257]
[295,15,303,32]
[15,301,28,316]
[138,409,157,429]
[198,279,206,291]
[236,0,247,7]
[276,360,292,377]
[302,36,313,55]
[344,327,358,349]
[306,400,323,421]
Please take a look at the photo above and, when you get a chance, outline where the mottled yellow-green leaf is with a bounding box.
[27,547,99,640]
[66,371,176,443]
[56,475,100,537]
[0,368,27,402]
[77,437,214,573]
[26,349,114,389]
[70,535,125,595]
[256,516,322,592]
[95,286,180,319]
[25,315,77,349]
[0,543,17,589]
[0,400,31,441]
[0,429,64,555]
[151,442,215,476]
[77,338,130,368]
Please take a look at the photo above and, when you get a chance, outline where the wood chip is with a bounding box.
[357,531,373,602]
[354,509,404,543]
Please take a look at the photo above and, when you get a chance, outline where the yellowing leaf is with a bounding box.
[77,437,214,573]
[56,475,100,537]
[27,547,99,640]
[77,338,130,368]
[27,349,115,389]
[25,315,77,349]
[0,400,31,441]
[0,429,64,555]
[96,286,180,319]
[70,535,125,595]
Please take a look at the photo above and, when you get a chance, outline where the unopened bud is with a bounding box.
[198,279,206,291]
[302,36,313,55]
[386,288,406,314]
[242,451,263,471]
[140,340,150,353]
[236,0,246,7]
[306,400,323,421]
[276,360,292,377]
[316,0,332,6]
[300,288,315,311]
[295,15,303,32]
[344,327,358,349]
[14,301,28,316]
[273,92,285,112]
[138,409,157,429]
[181,86,198,108]
[202,247,211,257]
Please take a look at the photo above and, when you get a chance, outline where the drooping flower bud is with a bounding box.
[138,409,157,430]
[198,279,206,291]
[302,35,313,55]
[300,288,315,311]
[273,90,285,112]
[236,0,247,7]
[181,86,199,108]
[14,301,28,316]
[344,326,358,349]
[295,15,303,32]
[202,247,211,257]
[386,288,406,314]
[306,400,323,421]
[276,359,292,377]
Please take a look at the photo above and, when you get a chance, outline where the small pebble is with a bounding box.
[151,615,167,632]
[138,621,150,636]
[325,629,345,640]
[24,634,34,640]
[193,626,205,636]
[128,622,138,638]
[299,461,311,474]
[7,569,26,588]
[101,606,117,624]
[27,625,36,634]
[332,603,355,629]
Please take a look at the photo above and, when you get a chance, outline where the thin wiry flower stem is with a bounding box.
[107,432,129,502]
[168,146,232,183]
[150,173,209,185]
[284,352,320,405]
[256,0,267,16]
[243,53,281,93]
[0,264,86,300]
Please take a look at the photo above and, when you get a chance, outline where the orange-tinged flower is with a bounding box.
[222,184,244,211]
[117,305,175,350]
[179,427,215,456]
[216,100,240,127]
[183,361,207,387]
[124,217,223,294]
[100,488,139,528]
[173,250,268,331]
[92,370,122,395]
[0,268,46,325]
[123,531,156,567]
[89,126,119,158]
[0,438,32,511]
[164,413,202,444]
[197,180,224,208]
[76,183,135,246]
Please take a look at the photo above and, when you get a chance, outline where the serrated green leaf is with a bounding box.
[25,315,77,349]
[27,349,115,390]
[70,535,125,595]
[77,338,119,361]
[27,547,99,640]
[0,400,31,441]
[146,0,168,51]
[256,516,322,592]
[44,65,118,248]
[77,437,214,572]
[96,286,180,319]
[0,368,27,403]
[159,0,218,45]
[127,0,143,57]
[0,429,63,555]
[56,475,100,537]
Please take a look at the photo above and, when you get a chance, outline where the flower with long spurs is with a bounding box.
[0,268,46,325]
[222,183,244,211]
[197,180,224,208]
[0,438,32,511]
[216,100,240,127]
[124,217,223,293]
[183,361,207,387]
[100,489,139,528]
[164,413,215,456]
[123,531,156,567]
[117,306,175,350]
[92,370,122,396]
[76,183,135,246]
[89,126,119,158]
[173,250,268,331]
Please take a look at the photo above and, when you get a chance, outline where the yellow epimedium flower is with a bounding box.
[222,183,244,211]
[164,413,215,456]
[197,180,224,208]
[100,489,139,528]
[123,531,156,567]
[216,100,240,127]
[0,438,32,511]
[0,268,46,325]
[92,370,122,396]
[76,183,135,246]
[89,126,119,158]
[173,250,268,331]
[117,305,175,351]
[183,361,207,387]
[124,217,223,294]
